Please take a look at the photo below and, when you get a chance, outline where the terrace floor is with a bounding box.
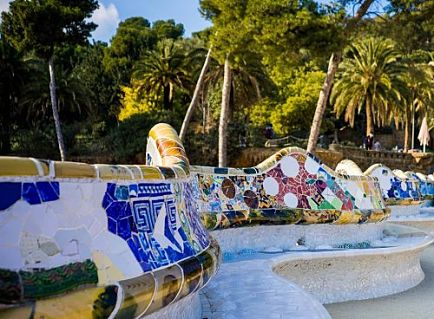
[326,244,434,319]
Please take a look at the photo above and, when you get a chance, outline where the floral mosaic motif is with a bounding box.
[0,181,59,211]
[192,149,388,229]
[195,152,383,213]
[102,181,210,272]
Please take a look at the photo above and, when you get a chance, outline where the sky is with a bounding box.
[0,0,390,43]
[0,0,211,43]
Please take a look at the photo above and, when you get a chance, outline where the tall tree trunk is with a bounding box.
[179,48,212,141]
[218,56,231,167]
[48,56,66,161]
[366,96,374,136]
[306,0,375,153]
[306,52,341,153]
[163,85,170,110]
[404,107,411,152]
[169,82,174,110]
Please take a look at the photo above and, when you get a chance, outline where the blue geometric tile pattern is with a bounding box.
[0,182,60,211]
[0,182,21,210]
[388,177,420,200]
[102,182,209,272]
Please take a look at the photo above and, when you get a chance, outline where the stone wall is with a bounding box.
[232,145,434,174]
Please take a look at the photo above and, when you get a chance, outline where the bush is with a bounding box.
[105,111,182,163]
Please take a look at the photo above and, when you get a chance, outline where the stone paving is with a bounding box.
[200,254,331,319]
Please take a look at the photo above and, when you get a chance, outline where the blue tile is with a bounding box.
[106,202,126,219]
[22,183,41,205]
[36,182,59,202]
[108,217,117,234]
[164,222,182,252]
[243,168,257,174]
[102,192,114,209]
[214,167,228,174]
[115,185,129,200]
[127,238,141,260]
[128,215,137,233]
[0,182,21,210]
[106,183,116,197]
[140,261,152,272]
[50,182,60,196]
[129,184,138,197]
[117,217,132,240]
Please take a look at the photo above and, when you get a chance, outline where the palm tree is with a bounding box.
[307,0,376,153]
[133,39,190,110]
[19,58,93,126]
[399,54,434,151]
[179,47,212,141]
[205,52,268,167]
[331,37,406,137]
[219,56,231,167]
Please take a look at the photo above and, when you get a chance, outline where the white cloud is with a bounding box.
[91,2,120,42]
[0,0,11,14]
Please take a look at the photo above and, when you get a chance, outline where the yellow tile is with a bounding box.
[137,166,163,179]
[95,165,133,180]
[0,157,46,176]
[33,286,108,319]
[55,162,96,178]
[118,273,155,318]
[92,251,124,285]
[0,304,34,319]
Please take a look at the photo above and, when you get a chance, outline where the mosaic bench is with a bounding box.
[0,124,220,319]
[187,148,389,230]
[336,160,431,214]
[335,160,434,235]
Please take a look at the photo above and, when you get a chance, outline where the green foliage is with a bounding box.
[0,38,27,153]
[73,42,119,122]
[108,17,156,61]
[331,37,407,132]
[2,2,434,163]
[200,0,345,67]
[19,57,93,124]
[1,0,98,59]
[152,19,185,40]
[249,67,326,137]
[106,111,182,163]
[11,126,58,159]
[132,39,191,110]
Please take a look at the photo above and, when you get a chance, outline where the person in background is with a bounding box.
[373,140,382,151]
[366,133,374,150]
[264,123,275,139]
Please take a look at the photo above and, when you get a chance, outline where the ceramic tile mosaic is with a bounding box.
[0,122,411,318]
[0,123,220,319]
[191,148,388,229]
[337,160,426,205]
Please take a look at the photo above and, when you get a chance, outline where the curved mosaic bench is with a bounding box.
[0,124,220,319]
[335,160,434,236]
[188,148,432,313]
[409,171,434,200]
[188,148,389,230]
[337,160,422,209]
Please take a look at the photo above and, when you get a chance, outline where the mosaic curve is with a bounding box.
[188,148,389,230]
[0,124,220,319]
[337,160,424,205]
[408,171,434,199]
